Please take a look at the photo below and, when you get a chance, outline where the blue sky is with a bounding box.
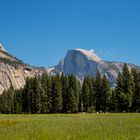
[0,0,140,67]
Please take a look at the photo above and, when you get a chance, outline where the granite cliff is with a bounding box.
[47,48,140,87]
[0,45,140,94]
[0,44,46,94]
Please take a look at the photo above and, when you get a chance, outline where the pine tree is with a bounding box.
[0,86,14,114]
[122,64,134,112]
[114,72,123,112]
[88,77,96,113]
[122,64,134,96]
[61,73,69,113]
[82,77,90,112]
[22,77,34,113]
[82,76,96,113]
[67,75,80,113]
[131,69,140,112]
[13,89,22,114]
[40,73,51,113]
[40,73,47,113]
[110,90,116,112]
[46,75,52,113]
[95,70,102,112]
[32,77,41,114]
[115,64,134,112]
[51,74,62,113]
[101,75,111,112]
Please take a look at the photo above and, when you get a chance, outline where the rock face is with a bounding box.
[0,46,140,94]
[0,45,46,94]
[48,49,140,87]
[0,43,7,52]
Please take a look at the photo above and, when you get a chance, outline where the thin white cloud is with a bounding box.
[95,50,113,56]
[89,49,94,53]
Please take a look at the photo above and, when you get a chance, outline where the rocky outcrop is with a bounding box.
[0,46,140,93]
[0,45,46,94]
[0,62,45,94]
[0,43,7,52]
[48,49,140,87]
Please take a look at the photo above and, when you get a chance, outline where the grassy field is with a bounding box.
[0,114,140,140]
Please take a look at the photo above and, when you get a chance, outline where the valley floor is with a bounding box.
[0,114,140,140]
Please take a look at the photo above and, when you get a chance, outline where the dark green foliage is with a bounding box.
[22,77,41,114]
[122,64,134,96]
[95,71,103,112]
[131,69,140,112]
[114,64,135,112]
[110,90,117,112]
[40,73,51,113]
[82,77,90,112]
[32,77,41,113]
[22,77,34,113]
[1,64,140,114]
[0,86,14,114]
[82,76,96,112]
[67,75,80,113]
[101,75,111,112]
[51,74,62,113]
[61,73,69,113]
[13,89,22,114]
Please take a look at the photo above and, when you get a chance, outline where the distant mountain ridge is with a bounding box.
[47,49,140,87]
[0,44,140,94]
[0,43,46,94]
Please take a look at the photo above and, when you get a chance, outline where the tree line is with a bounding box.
[0,64,140,114]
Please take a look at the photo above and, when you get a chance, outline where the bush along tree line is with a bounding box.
[0,64,140,114]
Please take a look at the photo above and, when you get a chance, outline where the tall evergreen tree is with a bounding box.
[61,73,69,113]
[89,77,96,113]
[0,86,14,114]
[122,64,134,95]
[82,76,96,112]
[13,89,22,114]
[67,75,80,113]
[101,75,111,112]
[131,69,140,112]
[114,72,123,112]
[110,90,116,112]
[32,77,41,114]
[40,73,51,113]
[95,70,102,112]
[82,77,90,112]
[51,74,62,113]
[122,64,134,112]
[40,73,47,113]
[22,77,33,113]
[115,64,134,112]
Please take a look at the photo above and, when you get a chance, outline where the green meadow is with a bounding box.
[0,114,140,140]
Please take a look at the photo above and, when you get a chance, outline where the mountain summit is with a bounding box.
[0,45,139,94]
[48,48,140,87]
[75,48,102,62]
